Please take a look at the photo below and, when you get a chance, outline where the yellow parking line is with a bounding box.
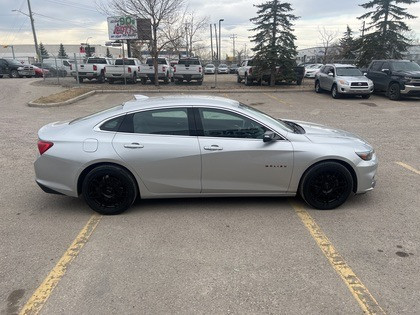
[290,201,385,315]
[395,162,420,175]
[19,213,102,315]
[263,92,293,107]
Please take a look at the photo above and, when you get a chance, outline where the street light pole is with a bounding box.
[218,19,224,63]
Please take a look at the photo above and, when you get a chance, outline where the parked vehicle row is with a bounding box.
[313,60,420,100]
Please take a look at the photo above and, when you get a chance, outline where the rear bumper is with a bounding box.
[138,73,166,80]
[173,74,203,80]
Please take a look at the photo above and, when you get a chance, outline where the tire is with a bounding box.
[108,78,114,84]
[237,74,242,83]
[78,77,84,83]
[0,75,3,78]
[132,73,137,84]
[331,84,341,99]
[26,76,32,78]
[98,73,105,83]
[300,162,353,210]
[245,74,252,86]
[315,80,322,93]
[297,79,302,86]
[82,165,138,215]
[141,78,147,85]
[163,73,169,84]
[197,79,203,85]
[361,94,371,99]
[10,70,19,78]
[388,82,401,101]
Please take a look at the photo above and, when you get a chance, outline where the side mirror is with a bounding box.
[382,69,390,74]
[263,131,276,143]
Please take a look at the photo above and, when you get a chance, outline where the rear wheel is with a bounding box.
[237,74,242,83]
[300,162,353,210]
[315,80,322,93]
[131,73,137,84]
[78,77,84,83]
[197,79,203,85]
[82,165,137,215]
[245,74,252,86]
[331,84,341,99]
[141,78,147,85]
[97,73,105,83]
[388,83,401,101]
[108,78,114,84]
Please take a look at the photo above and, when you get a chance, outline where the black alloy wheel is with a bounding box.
[82,165,137,215]
[10,70,19,78]
[300,162,353,210]
[388,83,401,101]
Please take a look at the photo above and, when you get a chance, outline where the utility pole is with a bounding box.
[218,19,224,63]
[214,23,218,62]
[210,24,214,62]
[230,34,237,61]
[185,24,189,57]
[27,0,40,60]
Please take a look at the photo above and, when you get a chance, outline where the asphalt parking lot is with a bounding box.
[0,78,419,314]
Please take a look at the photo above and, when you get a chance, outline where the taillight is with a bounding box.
[199,67,202,73]
[38,140,53,155]
[128,67,132,73]
[163,66,167,72]
[93,65,97,71]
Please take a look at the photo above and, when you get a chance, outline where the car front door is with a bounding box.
[112,107,201,194]
[195,107,294,194]
[319,66,331,90]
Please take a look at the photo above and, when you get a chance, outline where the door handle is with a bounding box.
[204,145,223,151]
[124,143,144,149]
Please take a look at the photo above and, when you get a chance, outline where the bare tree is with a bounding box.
[318,27,339,63]
[185,12,209,56]
[99,0,186,85]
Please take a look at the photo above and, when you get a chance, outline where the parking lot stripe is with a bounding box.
[263,93,293,107]
[395,162,420,175]
[290,201,386,315]
[19,213,102,315]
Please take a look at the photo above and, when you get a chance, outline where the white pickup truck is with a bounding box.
[173,58,203,84]
[105,58,141,84]
[71,57,112,83]
[138,57,172,84]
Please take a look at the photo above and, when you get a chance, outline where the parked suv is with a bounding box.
[315,64,374,99]
[366,60,420,100]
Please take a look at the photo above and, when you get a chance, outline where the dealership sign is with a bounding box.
[107,16,138,40]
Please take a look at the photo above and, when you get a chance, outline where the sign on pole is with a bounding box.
[107,16,138,40]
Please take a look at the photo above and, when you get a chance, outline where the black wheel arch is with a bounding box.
[298,159,358,194]
[77,162,140,197]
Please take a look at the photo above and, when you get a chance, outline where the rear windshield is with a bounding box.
[178,59,200,65]
[115,59,136,65]
[146,58,167,65]
[336,67,363,76]
[87,58,107,64]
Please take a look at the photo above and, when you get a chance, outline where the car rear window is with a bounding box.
[146,58,167,65]
[87,58,108,64]
[115,59,136,65]
[178,59,200,65]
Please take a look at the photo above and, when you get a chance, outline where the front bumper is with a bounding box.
[401,84,420,96]
[355,154,378,194]
[338,83,374,95]
[18,70,35,76]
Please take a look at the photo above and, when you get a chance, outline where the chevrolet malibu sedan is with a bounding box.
[35,95,377,215]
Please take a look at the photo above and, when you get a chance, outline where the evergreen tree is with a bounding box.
[250,0,298,86]
[106,47,112,58]
[338,26,357,61]
[57,43,68,59]
[39,43,49,59]
[357,0,418,66]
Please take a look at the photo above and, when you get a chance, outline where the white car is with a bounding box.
[204,64,215,74]
[305,64,323,78]
[217,64,229,74]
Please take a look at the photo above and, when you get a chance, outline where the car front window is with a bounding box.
[239,104,294,133]
[336,67,363,76]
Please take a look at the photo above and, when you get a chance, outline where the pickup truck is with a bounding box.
[138,57,172,84]
[366,59,420,100]
[237,59,304,86]
[0,58,35,78]
[105,58,141,84]
[173,57,203,84]
[71,57,112,83]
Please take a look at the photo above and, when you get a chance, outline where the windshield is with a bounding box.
[87,58,107,64]
[219,64,227,67]
[206,64,215,68]
[7,59,23,66]
[336,67,363,76]
[146,58,167,65]
[392,61,420,72]
[239,103,294,133]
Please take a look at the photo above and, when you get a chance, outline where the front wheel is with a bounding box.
[300,162,353,210]
[82,165,138,215]
[315,80,322,93]
[331,84,341,99]
[10,70,19,78]
[388,83,401,101]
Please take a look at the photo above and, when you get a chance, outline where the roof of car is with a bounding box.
[123,95,240,112]
[327,64,357,68]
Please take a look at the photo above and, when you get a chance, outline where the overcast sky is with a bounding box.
[1,0,419,54]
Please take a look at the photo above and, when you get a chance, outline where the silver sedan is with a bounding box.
[34,95,377,215]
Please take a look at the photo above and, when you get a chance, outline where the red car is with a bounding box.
[33,65,49,78]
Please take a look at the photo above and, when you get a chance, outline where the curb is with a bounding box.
[28,87,312,108]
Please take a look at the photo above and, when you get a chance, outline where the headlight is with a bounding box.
[17,67,24,71]
[368,79,374,85]
[355,149,374,161]
[403,76,412,82]
[338,80,349,85]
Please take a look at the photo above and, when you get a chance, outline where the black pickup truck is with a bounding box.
[0,58,35,78]
[366,60,420,100]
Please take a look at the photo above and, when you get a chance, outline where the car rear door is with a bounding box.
[112,107,201,194]
[195,107,294,194]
